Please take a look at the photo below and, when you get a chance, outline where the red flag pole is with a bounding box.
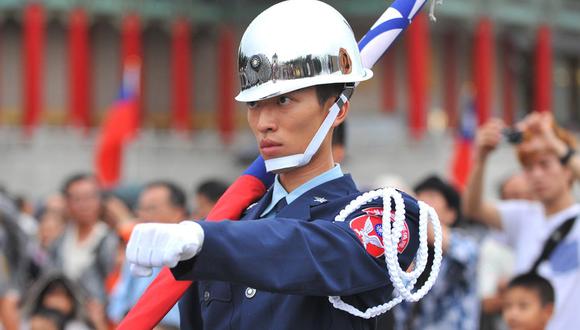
[501,36,515,125]
[406,12,429,140]
[473,18,494,126]
[534,25,552,113]
[443,31,458,129]
[171,18,192,132]
[23,3,44,136]
[217,25,236,145]
[69,8,91,131]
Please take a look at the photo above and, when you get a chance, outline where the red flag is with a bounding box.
[94,62,140,188]
[121,14,142,123]
[69,8,91,130]
[474,18,494,126]
[406,12,429,140]
[171,19,192,132]
[534,25,552,113]
[449,89,477,192]
[23,3,44,136]
[118,158,274,329]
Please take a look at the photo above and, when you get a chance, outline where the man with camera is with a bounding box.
[463,111,580,329]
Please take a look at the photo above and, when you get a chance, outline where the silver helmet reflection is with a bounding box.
[235,0,372,102]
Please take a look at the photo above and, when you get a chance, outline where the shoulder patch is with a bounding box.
[349,207,409,258]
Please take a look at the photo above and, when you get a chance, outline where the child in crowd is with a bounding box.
[503,273,555,330]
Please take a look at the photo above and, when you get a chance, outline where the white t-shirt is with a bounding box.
[498,201,580,330]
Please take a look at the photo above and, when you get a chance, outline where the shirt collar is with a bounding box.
[260,164,343,217]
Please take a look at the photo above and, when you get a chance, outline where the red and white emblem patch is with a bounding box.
[349,207,410,258]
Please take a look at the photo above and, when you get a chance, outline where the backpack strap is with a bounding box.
[529,214,578,274]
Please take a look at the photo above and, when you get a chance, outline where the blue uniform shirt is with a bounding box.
[260,164,343,218]
[172,172,421,330]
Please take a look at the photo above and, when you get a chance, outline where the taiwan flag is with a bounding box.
[449,90,477,192]
[94,60,140,188]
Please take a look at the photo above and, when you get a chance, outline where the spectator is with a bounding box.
[499,172,534,201]
[395,175,479,330]
[0,195,28,330]
[464,112,580,329]
[191,179,228,219]
[48,173,119,329]
[28,308,67,330]
[22,272,91,330]
[479,172,533,330]
[108,180,188,329]
[37,205,66,252]
[503,273,555,330]
[13,195,38,239]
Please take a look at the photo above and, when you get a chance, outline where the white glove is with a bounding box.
[126,221,204,277]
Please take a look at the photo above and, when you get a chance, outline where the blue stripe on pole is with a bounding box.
[391,0,416,18]
[243,156,275,187]
[358,17,409,51]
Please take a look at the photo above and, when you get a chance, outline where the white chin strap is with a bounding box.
[264,87,353,173]
[330,188,443,319]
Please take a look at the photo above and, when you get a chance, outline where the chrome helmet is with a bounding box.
[235,0,373,102]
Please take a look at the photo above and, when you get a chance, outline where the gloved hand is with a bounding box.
[126,221,204,277]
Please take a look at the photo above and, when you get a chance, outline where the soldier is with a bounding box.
[126,1,432,329]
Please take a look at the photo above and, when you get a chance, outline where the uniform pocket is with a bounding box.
[199,281,232,305]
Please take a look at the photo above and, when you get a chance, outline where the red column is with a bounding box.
[171,18,192,132]
[501,37,515,125]
[473,18,494,126]
[121,14,142,120]
[406,12,429,140]
[381,49,397,113]
[69,8,91,130]
[534,25,552,113]
[217,25,235,145]
[23,3,44,136]
[443,31,458,129]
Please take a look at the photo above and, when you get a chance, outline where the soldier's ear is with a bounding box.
[333,100,350,128]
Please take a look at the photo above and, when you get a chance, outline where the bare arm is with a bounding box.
[462,119,503,229]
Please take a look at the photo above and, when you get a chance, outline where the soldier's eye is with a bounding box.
[278,96,291,105]
[246,101,258,109]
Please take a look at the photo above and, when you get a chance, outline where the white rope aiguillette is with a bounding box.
[330,188,443,318]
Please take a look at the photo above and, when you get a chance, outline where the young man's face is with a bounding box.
[521,151,572,204]
[503,287,553,330]
[65,178,102,225]
[246,87,329,162]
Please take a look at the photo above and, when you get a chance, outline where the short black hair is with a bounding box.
[414,175,461,220]
[315,83,345,106]
[196,179,228,203]
[508,273,555,306]
[60,173,98,196]
[332,121,346,147]
[145,180,187,209]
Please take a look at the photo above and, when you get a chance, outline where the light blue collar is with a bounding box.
[260,164,343,217]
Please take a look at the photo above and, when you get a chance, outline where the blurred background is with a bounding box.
[0,0,577,199]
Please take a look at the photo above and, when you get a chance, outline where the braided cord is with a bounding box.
[330,188,443,318]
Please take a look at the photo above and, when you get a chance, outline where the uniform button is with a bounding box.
[245,287,256,299]
[203,291,210,301]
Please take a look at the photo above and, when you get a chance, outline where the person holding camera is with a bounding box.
[463,111,580,330]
